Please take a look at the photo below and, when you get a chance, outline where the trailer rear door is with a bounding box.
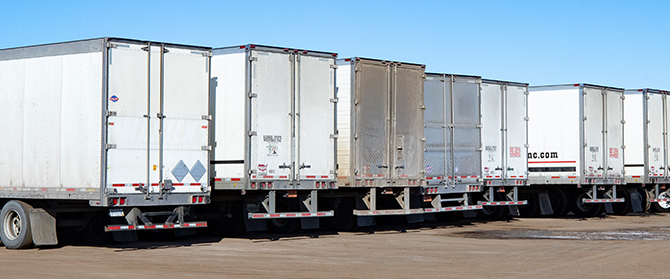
[296,54,336,180]
[582,87,605,179]
[391,64,425,180]
[424,75,448,182]
[605,89,624,179]
[646,92,665,178]
[480,82,503,180]
[354,61,390,178]
[452,76,481,183]
[505,84,528,180]
[249,50,293,179]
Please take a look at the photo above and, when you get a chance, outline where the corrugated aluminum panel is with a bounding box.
[452,76,480,180]
[604,88,624,179]
[392,64,425,180]
[354,61,390,178]
[424,75,447,179]
[646,92,665,178]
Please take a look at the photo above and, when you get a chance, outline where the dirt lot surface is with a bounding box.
[1,213,670,278]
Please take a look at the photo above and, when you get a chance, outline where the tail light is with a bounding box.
[251,182,256,189]
[267,182,272,189]
[112,198,118,205]
[198,196,204,203]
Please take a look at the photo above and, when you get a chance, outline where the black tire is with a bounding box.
[518,193,541,218]
[0,200,34,249]
[637,187,652,212]
[652,191,670,213]
[547,188,570,217]
[570,191,604,217]
[477,193,509,220]
[266,198,300,234]
[212,201,245,237]
[610,189,631,216]
[434,211,462,222]
[322,198,356,231]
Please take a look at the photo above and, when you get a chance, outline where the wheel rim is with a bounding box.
[575,193,593,212]
[3,210,21,241]
[658,192,670,209]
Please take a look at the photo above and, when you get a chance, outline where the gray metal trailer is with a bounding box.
[334,57,426,224]
[0,38,211,248]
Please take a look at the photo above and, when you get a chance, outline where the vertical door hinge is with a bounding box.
[330,64,338,69]
[201,115,212,121]
[249,56,258,62]
[106,111,117,117]
[249,131,257,136]
[106,144,117,150]
[202,146,212,151]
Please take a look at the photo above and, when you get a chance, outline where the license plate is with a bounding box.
[108,208,125,217]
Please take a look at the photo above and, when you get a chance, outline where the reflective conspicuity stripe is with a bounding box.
[480,201,527,206]
[583,199,625,203]
[424,205,482,213]
[650,198,670,202]
[353,209,425,216]
[248,211,334,219]
[104,222,207,232]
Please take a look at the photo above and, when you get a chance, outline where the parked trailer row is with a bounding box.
[2,38,669,248]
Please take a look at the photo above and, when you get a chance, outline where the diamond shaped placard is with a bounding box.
[190,160,206,182]
[171,160,190,182]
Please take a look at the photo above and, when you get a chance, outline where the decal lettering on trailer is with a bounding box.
[609,148,619,158]
[486,146,497,162]
[510,147,521,158]
[527,152,559,159]
[263,135,281,157]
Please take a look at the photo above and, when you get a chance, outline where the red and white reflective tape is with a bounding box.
[650,198,670,202]
[481,201,527,206]
[251,175,289,179]
[353,209,424,216]
[104,221,207,232]
[248,211,334,219]
[583,199,625,203]
[214,178,242,182]
[109,183,201,187]
[424,205,482,213]
[303,175,332,179]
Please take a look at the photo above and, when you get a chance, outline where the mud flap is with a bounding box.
[301,218,319,230]
[406,214,424,223]
[355,194,376,227]
[29,208,58,246]
[604,203,614,214]
[174,229,197,237]
[244,201,267,232]
[538,191,554,216]
[628,188,643,213]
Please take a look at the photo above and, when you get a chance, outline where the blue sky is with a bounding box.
[1,0,668,89]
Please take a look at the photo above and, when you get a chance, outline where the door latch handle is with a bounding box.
[377,164,388,169]
[300,163,311,169]
[395,165,405,169]
[607,166,613,170]
[279,163,291,169]
[597,166,604,170]
[507,167,514,171]
[495,167,503,171]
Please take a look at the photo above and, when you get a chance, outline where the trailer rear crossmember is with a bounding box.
[480,201,527,206]
[583,199,625,203]
[105,222,207,232]
[249,211,334,219]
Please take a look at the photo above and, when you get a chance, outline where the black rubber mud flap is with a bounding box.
[538,191,554,216]
[243,201,267,232]
[628,188,643,213]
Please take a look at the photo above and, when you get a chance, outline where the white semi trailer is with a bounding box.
[0,38,211,248]
[527,84,626,217]
[623,88,670,213]
[207,45,337,234]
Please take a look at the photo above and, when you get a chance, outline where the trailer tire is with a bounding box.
[652,191,670,213]
[214,201,245,237]
[0,200,34,249]
[322,198,356,231]
[266,198,300,234]
[518,193,541,218]
[547,188,570,217]
[571,191,604,217]
[477,193,509,220]
[610,190,631,216]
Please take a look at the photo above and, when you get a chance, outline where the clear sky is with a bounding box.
[1,0,668,89]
